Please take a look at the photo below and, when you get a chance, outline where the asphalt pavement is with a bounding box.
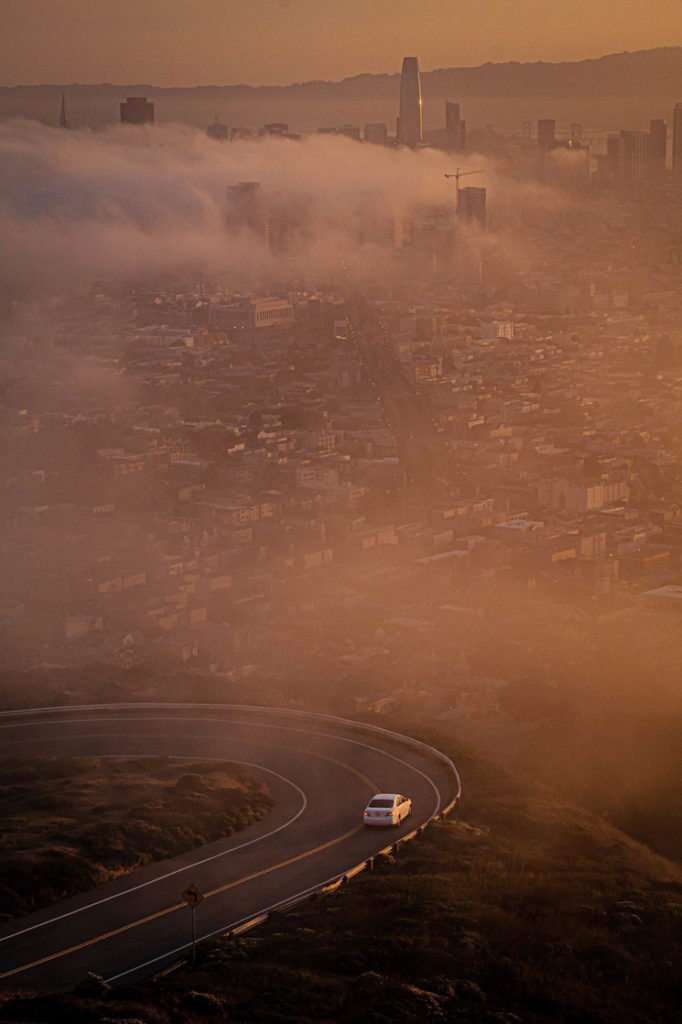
[0,705,458,990]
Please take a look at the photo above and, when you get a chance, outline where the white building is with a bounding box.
[209,297,293,331]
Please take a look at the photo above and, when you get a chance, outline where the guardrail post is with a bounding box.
[2,703,462,945]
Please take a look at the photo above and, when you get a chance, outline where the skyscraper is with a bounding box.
[364,123,388,145]
[338,124,361,141]
[673,103,682,182]
[207,115,229,140]
[607,131,650,181]
[226,181,270,249]
[357,190,396,247]
[649,119,667,177]
[445,101,465,151]
[537,119,556,150]
[120,96,155,125]
[59,92,69,129]
[457,186,486,227]
[621,131,650,181]
[397,57,422,148]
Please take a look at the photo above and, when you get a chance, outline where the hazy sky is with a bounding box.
[3,0,682,87]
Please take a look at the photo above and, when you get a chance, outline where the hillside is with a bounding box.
[3,47,682,99]
[1,48,680,133]
[2,734,682,1022]
[0,757,272,918]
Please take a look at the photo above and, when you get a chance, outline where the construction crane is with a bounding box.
[444,167,484,191]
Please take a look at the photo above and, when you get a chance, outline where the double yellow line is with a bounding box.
[0,824,364,981]
[0,751,379,981]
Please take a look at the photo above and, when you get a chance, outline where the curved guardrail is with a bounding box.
[0,701,461,810]
[0,702,461,977]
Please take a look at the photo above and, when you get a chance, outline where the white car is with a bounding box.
[363,793,412,827]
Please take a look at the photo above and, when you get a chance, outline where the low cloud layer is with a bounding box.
[0,119,577,299]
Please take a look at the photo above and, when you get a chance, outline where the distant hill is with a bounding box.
[2,49,680,133]
[3,47,682,100]
[424,47,682,97]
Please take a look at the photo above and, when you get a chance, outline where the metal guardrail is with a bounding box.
[1,702,461,977]
[0,701,462,808]
[211,807,458,951]
[229,913,269,937]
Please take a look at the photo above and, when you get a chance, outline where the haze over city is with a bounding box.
[3,0,682,86]
[2,4,682,1021]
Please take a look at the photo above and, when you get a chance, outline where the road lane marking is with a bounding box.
[0,761,306,947]
[203,825,360,901]
[0,740,377,948]
[1,717,440,814]
[283,747,378,795]
[0,712,443,982]
[0,737,376,950]
[209,719,442,819]
[0,825,361,981]
[107,864,365,982]
[209,718,443,816]
[0,729,377,797]
[0,900,187,981]
[1,708,455,816]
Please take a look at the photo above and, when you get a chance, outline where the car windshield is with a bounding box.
[368,798,394,808]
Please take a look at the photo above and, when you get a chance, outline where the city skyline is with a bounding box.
[3,0,682,87]
[3,0,682,1013]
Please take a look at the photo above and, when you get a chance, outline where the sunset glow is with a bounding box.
[2,0,682,86]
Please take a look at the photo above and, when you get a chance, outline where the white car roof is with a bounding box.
[370,793,400,800]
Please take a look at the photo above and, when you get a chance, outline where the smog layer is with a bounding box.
[1,76,682,1020]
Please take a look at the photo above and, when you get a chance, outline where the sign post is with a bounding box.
[182,883,204,967]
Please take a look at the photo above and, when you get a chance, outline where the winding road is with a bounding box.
[0,704,459,990]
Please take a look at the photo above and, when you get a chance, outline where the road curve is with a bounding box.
[0,703,460,990]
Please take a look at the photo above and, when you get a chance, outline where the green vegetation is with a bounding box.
[0,757,272,918]
[2,741,682,1022]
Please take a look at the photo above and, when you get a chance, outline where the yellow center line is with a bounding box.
[51,734,380,797]
[204,825,360,900]
[232,739,379,795]
[295,749,378,795]
[0,900,186,981]
[4,727,379,798]
[0,825,363,981]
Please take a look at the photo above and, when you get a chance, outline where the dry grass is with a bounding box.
[0,757,272,918]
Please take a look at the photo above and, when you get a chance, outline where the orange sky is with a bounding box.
[3,0,682,86]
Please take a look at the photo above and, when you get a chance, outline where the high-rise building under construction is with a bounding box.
[397,57,422,148]
[458,186,486,227]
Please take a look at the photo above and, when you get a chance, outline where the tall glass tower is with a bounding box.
[397,57,422,148]
[673,102,682,182]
